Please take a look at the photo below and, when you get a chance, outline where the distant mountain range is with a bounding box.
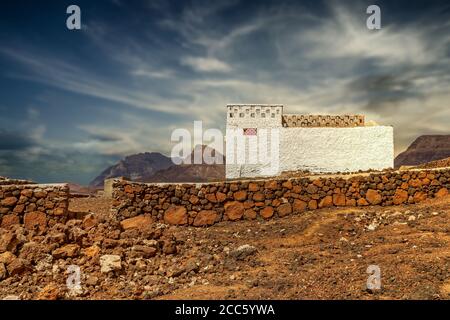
[89,135,450,187]
[89,145,225,187]
[394,135,450,167]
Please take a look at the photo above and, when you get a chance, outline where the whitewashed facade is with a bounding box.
[225,104,394,179]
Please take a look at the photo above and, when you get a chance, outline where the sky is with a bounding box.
[0,0,449,184]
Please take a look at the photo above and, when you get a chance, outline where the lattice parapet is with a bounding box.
[282,114,365,127]
[226,104,283,128]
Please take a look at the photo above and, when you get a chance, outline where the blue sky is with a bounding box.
[0,0,449,184]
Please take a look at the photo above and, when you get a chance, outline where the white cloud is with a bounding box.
[181,56,232,72]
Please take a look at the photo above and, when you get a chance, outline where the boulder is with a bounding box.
[164,206,188,225]
[333,193,346,206]
[293,199,307,212]
[1,197,17,207]
[233,190,247,201]
[260,206,274,219]
[393,189,408,205]
[193,210,217,226]
[277,203,292,217]
[435,187,448,198]
[366,189,382,205]
[319,196,333,208]
[224,201,244,221]
[120,215,153,230]
[23,211,47,234]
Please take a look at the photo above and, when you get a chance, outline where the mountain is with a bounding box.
[89,146,225,187]
[394,135,450,167]
[89,152,173,187]
[140,145,225,182]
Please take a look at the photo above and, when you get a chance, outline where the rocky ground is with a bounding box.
[0,196,449,300]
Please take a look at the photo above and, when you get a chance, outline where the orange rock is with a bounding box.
[293,199,307,212]
[366,189,382,205]
[318,196,333,208]
[400,182,409,190]
[82,214,97,230]
[120,215,153,230]
[124,185,133,193]
[189,195,199,204]
[435,187,448,198]
[243,200,254,209]
[312,179,323,187]
[193,210,217,226]
[216,192,226,203]
[413,191,427,203]
[346,198,356,206]
[308,200,317,210]
[224,201,244,221]
[23,211,47,234]
[264,180,278,190]
[233,190,247,201]
[248,183,259,192]
[252,192,265,202]
[272,198,281,207]
[357,198,369,206]
[1,197,17,207]
[333,193,346,206]
[37,283,61,300]
[54,207,66,216]
[409,179,422,188]
[292,185,302,193]
[244,209,257,220]
[164,206,188,225]
[83,245,101,259]
[1,214,20,228]
[277,203,292,217]
[205,193,217,203]
[393,189,408,205]
[260,206,274,219]
[52,244,80,259]
[282,180,292,189]
[21,189,33,197]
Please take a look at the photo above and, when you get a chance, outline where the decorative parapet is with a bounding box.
[282,114,365,127]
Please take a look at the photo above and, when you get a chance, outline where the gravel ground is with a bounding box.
[1,195,449,300]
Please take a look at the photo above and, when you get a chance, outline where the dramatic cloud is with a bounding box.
[0,0,449,184]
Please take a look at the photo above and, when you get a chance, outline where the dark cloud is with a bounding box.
[0,129,35,150]
[348,74,422,113]
[88,133,121,142]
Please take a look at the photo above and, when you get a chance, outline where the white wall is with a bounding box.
[225,126,394,179]
[279,126,394,173]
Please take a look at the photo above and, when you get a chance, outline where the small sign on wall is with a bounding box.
[243,128,257,135]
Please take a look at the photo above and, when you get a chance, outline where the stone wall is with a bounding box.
[0,177,35,186]
[0,184,70,231]
[111,168,450,227]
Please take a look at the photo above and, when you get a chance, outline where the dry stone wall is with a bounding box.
[0,184,70,232]
[0,177,35,186]
[111,168,450,227]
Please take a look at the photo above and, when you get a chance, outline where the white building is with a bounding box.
[225,104,394,179]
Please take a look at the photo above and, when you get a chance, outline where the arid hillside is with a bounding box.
[1,195,449,300]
